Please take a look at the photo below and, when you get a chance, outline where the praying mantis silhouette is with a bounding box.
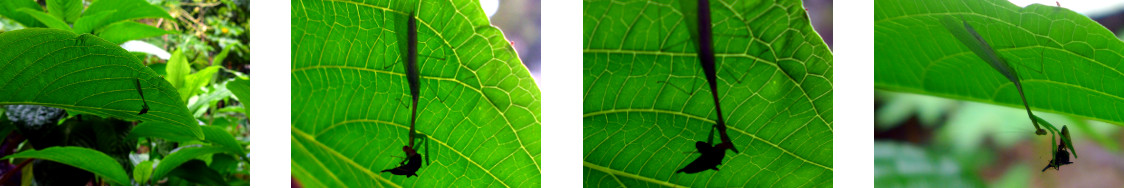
[381,12,427,178]
[379,9,463,177]
[668,0,740,174]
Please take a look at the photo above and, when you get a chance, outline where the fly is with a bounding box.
[135,78,148,115]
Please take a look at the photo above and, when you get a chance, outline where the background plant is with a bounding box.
[0,0,249,185]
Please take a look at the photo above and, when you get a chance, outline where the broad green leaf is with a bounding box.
[129,121,198,142]
[873,141,984,187]
[1,146,130,185]
[201,125,245,155]
[73,10,115,34]
[152,145,226,180]
[83,0,172,31]
[95,21,171,44]
[47,0,82,23]
[0,0,46,28]
[0,28,201,139]
[130,122,245,156]
[168,160,228,185]
[874,0,1124,126]
[188,81,233,117]
[166,49,190,93]
[183,66,221,100]
[134,160,155,185]
[291,0,541,187]
[583,0,833,187]
[226,77,249,117]
[17,8,72,31]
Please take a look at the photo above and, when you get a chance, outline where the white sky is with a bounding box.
[1008,0,1124,16]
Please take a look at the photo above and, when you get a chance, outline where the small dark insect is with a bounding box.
[381,146,422,177]
[677,141,733,174]
[135,78,149,115]
[1041,140,1073,172]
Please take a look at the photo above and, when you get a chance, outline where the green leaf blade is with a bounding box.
[0,0,46,28]
[17,8,72,31]
[1,146,129,185]
[874,0,1124,126]
[582,0,833,187]
[83,0,172,30]
[95,21,170,44]
[291,0,540,187]
[0,28,200,138]
[151,145,226,180]
[46,0,82,23]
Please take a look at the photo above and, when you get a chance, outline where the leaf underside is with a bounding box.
[583,0,833,187]
[874,0,1124,126]
[0,28,199,138]
[291,0,541,187]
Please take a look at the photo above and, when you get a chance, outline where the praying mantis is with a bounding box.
[669,0,739,174]
[940,15,1077,172]
[380,10,441,178]
[135,78,149,115]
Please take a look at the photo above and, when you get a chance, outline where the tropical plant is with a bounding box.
[0,0,249,185]
[290,0,540,187]
[582,0,833,187]
[0,0,174,44]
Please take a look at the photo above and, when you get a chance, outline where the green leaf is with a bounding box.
[583,0,832,187]
[134,160,155,185]
[95,21,170,44]
[291,0,541,187]
[129,121,199,142]
[873,142,984,187]
[0,0,45,28]
[166,49,190,93]
[0,28,202,139]
[201,126,245,155]
[183,66,221,100]
[874,0,1124,125]
[1,146,130,185]
[188,81,233,117]
[46,0,83,23]
[168,160,228,186]
[226,77,249,117]
[83,0,172,31]
[152,145,226,180]
[17,8,72,31]
[73,10,115,34]
[129,122,245,156]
